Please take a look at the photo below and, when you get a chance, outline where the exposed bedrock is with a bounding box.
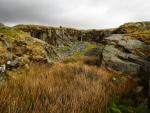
[99,34,150,76]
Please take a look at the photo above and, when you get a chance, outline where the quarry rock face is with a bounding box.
[14,25,114,45]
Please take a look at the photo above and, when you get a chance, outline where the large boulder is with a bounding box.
[100,34,150,76]
[99,22,150,76]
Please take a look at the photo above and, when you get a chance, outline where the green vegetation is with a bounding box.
[56,42,97,59]
[72,42,97,57]
[56,46,70,53]
[14,24,50,30]
[108,99,149,113]
[114,21,150,34]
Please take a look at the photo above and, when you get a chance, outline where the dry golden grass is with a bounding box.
[0,59,136,113]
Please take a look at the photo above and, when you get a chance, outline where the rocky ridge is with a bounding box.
[14,24,114,45]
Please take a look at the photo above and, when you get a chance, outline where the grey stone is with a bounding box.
[0,64,6,73]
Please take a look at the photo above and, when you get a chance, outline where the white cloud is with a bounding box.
[0,0,150,28]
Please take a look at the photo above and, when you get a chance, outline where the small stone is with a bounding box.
[112,77,117,81]
[7,61,11,65]
[0,64,6,73]
[135,86,144,93]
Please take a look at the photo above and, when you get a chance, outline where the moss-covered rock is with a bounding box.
[0,26,58,76]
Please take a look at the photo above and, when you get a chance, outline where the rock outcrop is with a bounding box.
[98,22,150,104]
[96,22,150,103]
[0,26,58,77]
[99,22,150,76]
[100,34,150,76]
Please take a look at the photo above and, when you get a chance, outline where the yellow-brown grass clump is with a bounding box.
[0,59,136,113]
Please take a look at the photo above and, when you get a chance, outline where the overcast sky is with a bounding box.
[0,0,150,29]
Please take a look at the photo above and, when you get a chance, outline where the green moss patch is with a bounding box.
[0,27,29,41]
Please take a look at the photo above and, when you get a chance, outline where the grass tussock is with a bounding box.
[0,59,136,113]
